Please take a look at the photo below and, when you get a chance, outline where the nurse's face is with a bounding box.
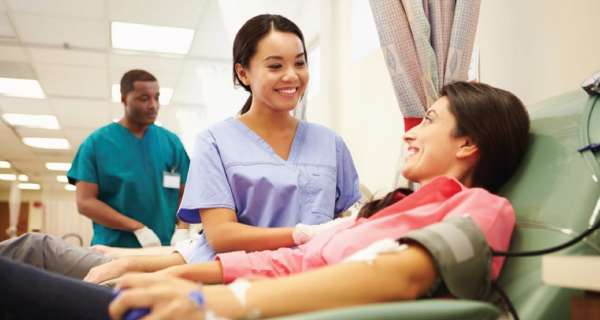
[122,81,159,126]
[237,30,308,113]
[402,97,466,185]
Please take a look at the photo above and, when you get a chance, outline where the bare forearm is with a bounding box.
[78,198,143,231]
[205,246,437,319]
[206,223,295,253]
[159,261,224,284]
[124,253,186,273]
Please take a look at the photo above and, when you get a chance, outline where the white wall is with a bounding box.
[474,0,600,105]
[309,0,600,198]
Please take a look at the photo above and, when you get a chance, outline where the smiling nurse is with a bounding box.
[175,14,362,264]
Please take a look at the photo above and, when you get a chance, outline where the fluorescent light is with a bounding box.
[158,88,173,105]
[155,121,162,127]
[111,84,121,103]
[23,138,70,149]
[46,162,71,171]
[19,183,40,190]
[0,161,10,168]
[112,84,173,105]
[111,21,194,54]
[18,174,28,181]
[56,175,68,183]
[113,118,120,123]
[0,174,16,181]
[65,184,76,191]
[3,113,60,129]
[0,78,45,98]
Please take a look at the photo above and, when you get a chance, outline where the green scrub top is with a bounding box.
[67,123,190,248]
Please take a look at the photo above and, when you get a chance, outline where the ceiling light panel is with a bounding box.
[19,183,40,190]
[0,161,10,168]
[18,174,28,181]
[111,21,195,54]
[3,113,60,129]
[23,137,70,149]
[0,78,45,98]
[56,175,68,183]
[46,162,71,171]
[0,174,16,181]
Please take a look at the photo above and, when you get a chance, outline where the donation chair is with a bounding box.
[271,85,600,320]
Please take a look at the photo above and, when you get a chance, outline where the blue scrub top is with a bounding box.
[178,118,361,263]
[68,123,190,248]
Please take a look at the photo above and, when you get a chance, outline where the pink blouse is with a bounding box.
[216,176,515,284]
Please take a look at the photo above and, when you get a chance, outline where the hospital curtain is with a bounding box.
[368,0,481,187]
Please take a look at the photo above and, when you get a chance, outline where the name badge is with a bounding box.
[163,172,181,189]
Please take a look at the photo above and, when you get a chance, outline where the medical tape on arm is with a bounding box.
[227,278,261,320]
[342,238,409,265]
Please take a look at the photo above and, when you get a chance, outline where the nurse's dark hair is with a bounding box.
[357,82,530,219]
[232,14,307,115]
[120,69,157,99]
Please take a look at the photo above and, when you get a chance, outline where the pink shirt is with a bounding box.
[217,176,515,284]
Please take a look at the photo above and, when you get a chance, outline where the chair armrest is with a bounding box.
[269,300,500,320]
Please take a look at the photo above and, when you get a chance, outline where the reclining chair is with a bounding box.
[271,84,600,320]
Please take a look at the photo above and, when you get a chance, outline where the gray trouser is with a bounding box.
[0,233,112,280]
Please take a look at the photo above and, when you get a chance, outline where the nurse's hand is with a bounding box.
[84,258,130,284]
[292,216,354,245]
[134,226,162,247]
[171,228,191,245]
[109,273,207,320]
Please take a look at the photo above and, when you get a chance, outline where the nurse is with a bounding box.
[178,13,361,263]
[68,69,191,248]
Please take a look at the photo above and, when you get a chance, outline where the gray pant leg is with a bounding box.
[0,233,112,280]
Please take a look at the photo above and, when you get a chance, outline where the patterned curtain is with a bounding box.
[368,0,481,187]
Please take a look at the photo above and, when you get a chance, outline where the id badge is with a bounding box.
[163,172,181,189]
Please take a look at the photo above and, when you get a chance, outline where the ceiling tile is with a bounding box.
[0,61,35,79]
[109,68,179,89]
[109,54,184,74]
[108,0,206,29]
[35,65,109,98]
[0,96,54,114]
[6,0,105,19]
[51,98,111,129]
[0,131,36,160]
[0,45,29,63]
[187,30,230,60]
[29,48,107,68]
[0,11,17,41]
[15,127,66,139]
[12,14,108,49]
[11,160,49,173]
[64,128,94,150]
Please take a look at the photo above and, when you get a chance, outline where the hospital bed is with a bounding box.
[271,82,600,320]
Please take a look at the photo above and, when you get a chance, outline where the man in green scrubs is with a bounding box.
[67,70,191,248]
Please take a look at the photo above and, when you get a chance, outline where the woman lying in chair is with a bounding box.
[0,81,530,320]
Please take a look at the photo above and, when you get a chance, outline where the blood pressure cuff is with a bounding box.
[399,215,493,300]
